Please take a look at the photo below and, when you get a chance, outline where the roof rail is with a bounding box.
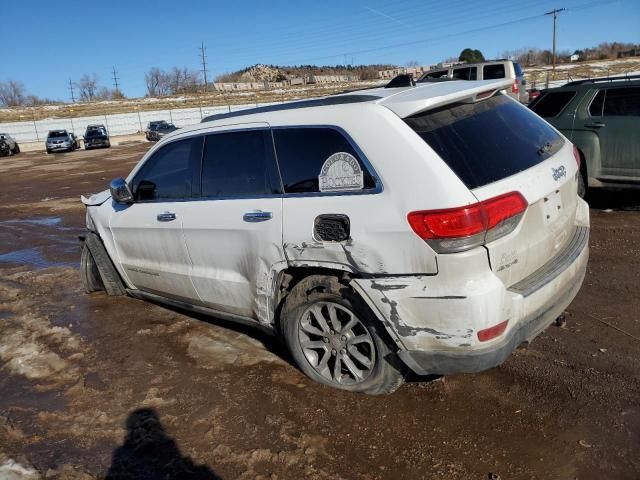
[565,74,640,86]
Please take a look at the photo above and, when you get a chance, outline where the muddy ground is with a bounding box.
[0,145,639,480]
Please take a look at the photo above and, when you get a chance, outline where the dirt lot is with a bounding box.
[0,145,639,480]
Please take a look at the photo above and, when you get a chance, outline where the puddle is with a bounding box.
[0,247,77,269]
[3,216,63,227]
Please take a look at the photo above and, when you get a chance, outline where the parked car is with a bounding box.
[0,133,20,154]
[80,79,589,394]
[145,121,168,141]
[418,60,528,103]
[46,130,77,153]
[151,122,178,141]
[84,125,111,150]
[0,138,11,157]
[528,75,640,196]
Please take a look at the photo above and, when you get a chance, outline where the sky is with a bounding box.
[2,0,639,100]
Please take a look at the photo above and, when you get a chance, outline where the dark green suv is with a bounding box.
[529,76,640,196]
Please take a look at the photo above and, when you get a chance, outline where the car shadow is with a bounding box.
[586,189,640,211]
[105,408,221,480]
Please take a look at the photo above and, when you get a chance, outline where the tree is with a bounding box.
[76,74,99,102]
[458,48,485,63]
[0,80,26,107]
[145,67,171,97]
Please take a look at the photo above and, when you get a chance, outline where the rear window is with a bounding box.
[405,94,564,189]
[483,64,505,80]
[452,67,477,80]
[530,90,576,117]
[423,70,449,79]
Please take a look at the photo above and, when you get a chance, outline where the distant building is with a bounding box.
[618,48,639,58]
[378,65,436,80]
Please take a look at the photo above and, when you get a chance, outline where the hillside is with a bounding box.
[215,63,394,83]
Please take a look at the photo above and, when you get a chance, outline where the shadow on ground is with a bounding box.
[105,408,220,480]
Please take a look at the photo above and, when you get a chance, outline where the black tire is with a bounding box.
[80,243,104,293]
[13,144,20,154]
[46,149,51,154]
[280,275,405,395]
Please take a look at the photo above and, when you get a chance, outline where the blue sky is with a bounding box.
[3,0,639,100]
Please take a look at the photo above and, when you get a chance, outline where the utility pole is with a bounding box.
[68,79,76,103]
[199,41,209,92]
[545,8,565,80]
[112,66,121,95]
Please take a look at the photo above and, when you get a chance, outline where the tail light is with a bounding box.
[573,144,581,169]
[407,192,528,253]
[478,320,509,342]
[511,82,519,94]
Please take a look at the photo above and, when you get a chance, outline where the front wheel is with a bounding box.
[280,275,405,395]
[80,243,104,293]
[13,144,20,154]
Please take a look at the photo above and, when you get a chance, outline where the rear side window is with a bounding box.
[133,136,202,201]
[483,64,505,80]
[405,95,565,189]
[603,87,640,116]
[452,67,477,80]
[530,90,576,117]
[201,129,281,198]
[273,127,377,194]
[589,90,605,116]
[424,70,449,79]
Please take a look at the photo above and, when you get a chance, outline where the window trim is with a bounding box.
[270,124,384,198]
[587,88,606,118]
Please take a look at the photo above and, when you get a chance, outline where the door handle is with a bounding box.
[585,122,605,128]
[156,212,176,222]
[243,211,273,222]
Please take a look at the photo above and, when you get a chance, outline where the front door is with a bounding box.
[110,135,202,301]
[181,125,285,322]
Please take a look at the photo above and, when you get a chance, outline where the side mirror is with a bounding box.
[110,178,133,204]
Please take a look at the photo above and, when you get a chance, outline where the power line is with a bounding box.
[199,41,209,91]
[544,8,565,79]
[112,66,121,93]
[68,79,75,103]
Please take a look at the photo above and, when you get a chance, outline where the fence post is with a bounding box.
[31,108,40,141]
[104,110,110,134]
[136,109,143,133]
[169,109,174,123]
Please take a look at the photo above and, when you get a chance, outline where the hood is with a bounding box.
[81,189,111,206]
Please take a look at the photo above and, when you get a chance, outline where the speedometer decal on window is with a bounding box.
[318,152,364,192]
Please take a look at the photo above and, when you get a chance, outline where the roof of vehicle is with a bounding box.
[200,78,512,125]
[563,74,640,87]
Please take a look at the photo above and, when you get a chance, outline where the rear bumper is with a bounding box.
[352,209,589,375]
[397,251,586,374]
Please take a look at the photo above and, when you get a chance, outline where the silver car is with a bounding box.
[46,130,77,154]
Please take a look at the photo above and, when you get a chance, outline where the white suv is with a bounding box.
[81,79,589,394]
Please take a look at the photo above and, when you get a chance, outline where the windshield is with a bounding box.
[405,94,564,189]
[48,131,68,138]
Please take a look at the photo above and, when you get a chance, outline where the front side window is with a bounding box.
[483,64,506,80]
[200,129,281,198]
[132,136,202,201]
[603,87,640,116]
[273,127,377,194]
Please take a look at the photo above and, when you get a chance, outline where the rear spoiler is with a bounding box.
[377,78,513,118]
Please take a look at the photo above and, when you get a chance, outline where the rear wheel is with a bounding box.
[80,243,104,293]
[13,144,20,154]
[577,172,586,198]
[280,275,405,395]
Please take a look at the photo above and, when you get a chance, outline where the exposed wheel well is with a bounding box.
[273,266,352,332]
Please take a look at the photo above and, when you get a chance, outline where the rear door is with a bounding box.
[180,125,285,321]
[591,86,640,176]
[405,93,579,287]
